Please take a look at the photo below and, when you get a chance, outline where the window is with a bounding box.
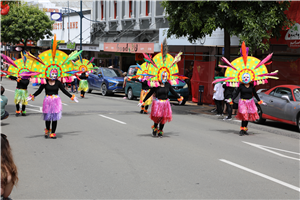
[128,67,137,76]
[145,0,149,16]
[294,88,300,101]
[273,87,293,101]
[129,0,132,18]
[114,1,117,19]
[269,88,277,96]
[101,2,104,20]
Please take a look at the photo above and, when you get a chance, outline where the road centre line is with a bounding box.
[219,159,300,193]
[243,141,300,161]
[26,108,42,113]
[99,114,126,125]
[6,89,15,92]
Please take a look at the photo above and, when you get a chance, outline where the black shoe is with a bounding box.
[152,130,157,137]
[244,130,249,135]
[157,133,163,138]
[21,113,26,116]
[140,110,144,114]
[16,112,20,117]
[239,130,244,136]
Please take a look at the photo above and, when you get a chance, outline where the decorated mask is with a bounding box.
[242,73,251,84]
[50,69,58,80]
[161,71,168,84]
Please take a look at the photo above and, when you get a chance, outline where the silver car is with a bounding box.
[254,85,300,132]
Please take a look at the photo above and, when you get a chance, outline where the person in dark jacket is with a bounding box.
[78,72,89,98]
[223,83,235,120]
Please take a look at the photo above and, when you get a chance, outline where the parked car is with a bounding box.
[87,67,124,96]
[124,65,189,105]
[254,85,300,132]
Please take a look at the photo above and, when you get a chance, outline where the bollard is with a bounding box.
[198,85,204,105]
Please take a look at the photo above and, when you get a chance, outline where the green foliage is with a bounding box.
[1,2,54,48]
[161,1,294,54]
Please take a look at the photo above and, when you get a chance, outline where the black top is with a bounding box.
[9,76,30,90]
[79,72,88,80]
[143,82,180,102]
[223,84,235,99]
[33,80,72,98]
[130,78,150,90]
[232,83,260,101]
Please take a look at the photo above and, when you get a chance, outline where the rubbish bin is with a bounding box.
[198,85,204,105]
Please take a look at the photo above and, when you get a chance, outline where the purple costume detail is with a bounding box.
[42,95,62,121]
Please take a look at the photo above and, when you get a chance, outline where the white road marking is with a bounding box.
[6,89,15,92]
[243,141,300,161]
[220,159,300,192]
[61,103,68,106]
[27,104,42,112]
[26,108,42,113]
[99,114,126,124]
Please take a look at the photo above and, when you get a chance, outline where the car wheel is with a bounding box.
[297,113,300,132]
[127,88,134,100]
[101,84,108,96]
[255,104,266,124]
[87,89,92,93]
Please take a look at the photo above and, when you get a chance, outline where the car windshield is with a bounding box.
[128,67,137,76]
[102,68,122,77]
[294,88,300,101]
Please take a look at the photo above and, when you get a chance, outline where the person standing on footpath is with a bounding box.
[1,86,9,120]
[223,82,235,120]
[213,72,225,116]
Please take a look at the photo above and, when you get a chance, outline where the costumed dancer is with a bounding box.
[128,62,153,114]
[1,52,39,116]
[139,39,187,137]
[213,42,278,136]
[75,55,97,98]
[26,34,80,139]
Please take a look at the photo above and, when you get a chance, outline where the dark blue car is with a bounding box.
[87,67,124,96]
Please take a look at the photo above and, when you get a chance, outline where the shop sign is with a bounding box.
[285,23,300,49]
[67,42,76,50]
[76,45,100,51]
[104,43,154,53]
[50,12,62,21]
[58,44,68,50]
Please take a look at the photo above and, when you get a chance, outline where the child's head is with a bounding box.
[1,86,5,95]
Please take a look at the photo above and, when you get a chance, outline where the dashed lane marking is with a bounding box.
[99,114,126,125]
[220,159,300,192]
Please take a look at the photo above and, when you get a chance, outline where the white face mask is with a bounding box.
[161,72,168,83]
[242,73,250,84]
[50,70,58,80]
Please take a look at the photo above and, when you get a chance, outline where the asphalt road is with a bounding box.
[1,78,299,199]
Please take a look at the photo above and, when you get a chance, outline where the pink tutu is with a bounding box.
[43,95,62,121]
[150,98,172,124]
[236,98,259,121]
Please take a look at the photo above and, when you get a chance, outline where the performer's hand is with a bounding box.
[137,102,144,107]
[179,101,182,105]
[26,96,32,101]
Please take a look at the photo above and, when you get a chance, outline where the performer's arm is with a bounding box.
[32,84,46,97]
[8,75,17,81]
[58,81,73,98]
[252,86,261,101]
[168,83,181,99]
[231,85,241,100]
[143,88,155,102]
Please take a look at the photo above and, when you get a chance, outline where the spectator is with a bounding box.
[1,86,9,120]
[71,76,78,93]
[223,82,235,120]
[213,72,225,116]
[232,87,240,115]
[1,133,18,199]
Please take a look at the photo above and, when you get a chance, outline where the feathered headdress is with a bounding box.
[141,39,187,87]
[5,52,40,79]
[131,62,153,81]
[73,57,98,74]
[212,41,278,87]
[26,34,81,84]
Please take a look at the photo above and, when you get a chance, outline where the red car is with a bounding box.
[255,85,300,132]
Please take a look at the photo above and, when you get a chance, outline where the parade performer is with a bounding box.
[1,52,38,116]
[213,42,278,136]
[26,34,80,139]
[75,55,97,98]
[139,39,187,137]
[128,62,153,114]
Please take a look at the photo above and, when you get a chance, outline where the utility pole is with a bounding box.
[80,0,82,50]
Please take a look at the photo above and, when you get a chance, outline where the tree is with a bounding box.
[1,2,54,50]
[161,1,294,60]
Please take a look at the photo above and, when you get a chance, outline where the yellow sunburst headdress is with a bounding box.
[212,41,278,87]
[74,55,98,73]
[26,34,83,84]
[142,38,187,87]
